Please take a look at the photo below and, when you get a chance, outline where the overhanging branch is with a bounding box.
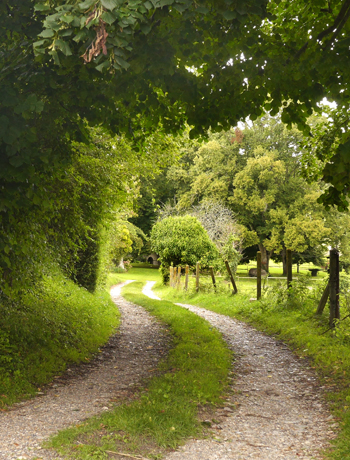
[293,0,350,60]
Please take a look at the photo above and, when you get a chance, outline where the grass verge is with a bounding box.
[0,272,120,408]
[154,279,350,460]
[46,280,232,459]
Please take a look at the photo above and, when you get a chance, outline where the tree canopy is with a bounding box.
[24,0,350,207]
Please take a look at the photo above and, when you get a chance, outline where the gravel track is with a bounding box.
[0,281,168,460]
[143,281,338,460]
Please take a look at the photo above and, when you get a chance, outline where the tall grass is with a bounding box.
[0,272,120,407]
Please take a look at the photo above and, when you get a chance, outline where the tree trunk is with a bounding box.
[281,247,287,275]
[258,244,270,273]
[329,249,340,327]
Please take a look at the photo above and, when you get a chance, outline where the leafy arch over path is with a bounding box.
[30,0,350,208]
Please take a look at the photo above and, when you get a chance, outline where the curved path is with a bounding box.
[0,282,168,460]
[143,281,338,460]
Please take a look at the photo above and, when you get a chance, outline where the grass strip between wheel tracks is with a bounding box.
[46,280,232,459]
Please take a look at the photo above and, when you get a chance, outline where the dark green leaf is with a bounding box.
[49,49,61,65]
[55,39,72,56]
[38,28,55,38]
[115,55,130,69]
[101,11,117,24]
[95,60,110,72]
[140,23,151,34]
[159,0,174,6]
[78,0,96,10]
[60,28,73,37]
[173,4,187,13]
[73,30,87,42]
[222,10,236,20]
[101,0,119,11]
[196,6,209,14]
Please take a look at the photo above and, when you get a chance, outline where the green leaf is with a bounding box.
[34,3,51,11]
[9,156,24,168]
[101,11,117,24]
[33,39,47,48]
[173,4,187,13]
[115,55,130,69]
[60,28,73,37]
[221,10,236,20]
[33,194,41,205]
[101,0,119,10]
[144,1,153,9]
[73,30,87,42]
[49,49,61,65]
[140,23,151,34]
[78,0,96,9]
[39,28,55,38]
[61,14,75,23]
[196,6,209,14]
[55,39,72,56]
[159,0,174,6]
[95,60,110,72]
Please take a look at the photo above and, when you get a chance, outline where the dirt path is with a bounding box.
[143,281,338,460]
[0,282,169,460]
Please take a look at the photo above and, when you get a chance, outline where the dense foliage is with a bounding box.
[163,118,336,272]
[150,215,218,281]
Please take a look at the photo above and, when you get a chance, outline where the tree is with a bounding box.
[230,149,329,272]
[150,215,218,282]
[157,199,242,273]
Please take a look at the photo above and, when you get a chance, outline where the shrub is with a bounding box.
[151,216,219,283]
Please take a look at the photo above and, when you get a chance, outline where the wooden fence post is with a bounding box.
[329,249,340,327]
[316,281,330,315]
[286,249,292,290]
[257,251,261,300]
[170,266,174,288]
[210,266,216,291]
[177,266,181,288]
[185,265,189,291]
[196,262,200,292]
[225,260,238,294]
